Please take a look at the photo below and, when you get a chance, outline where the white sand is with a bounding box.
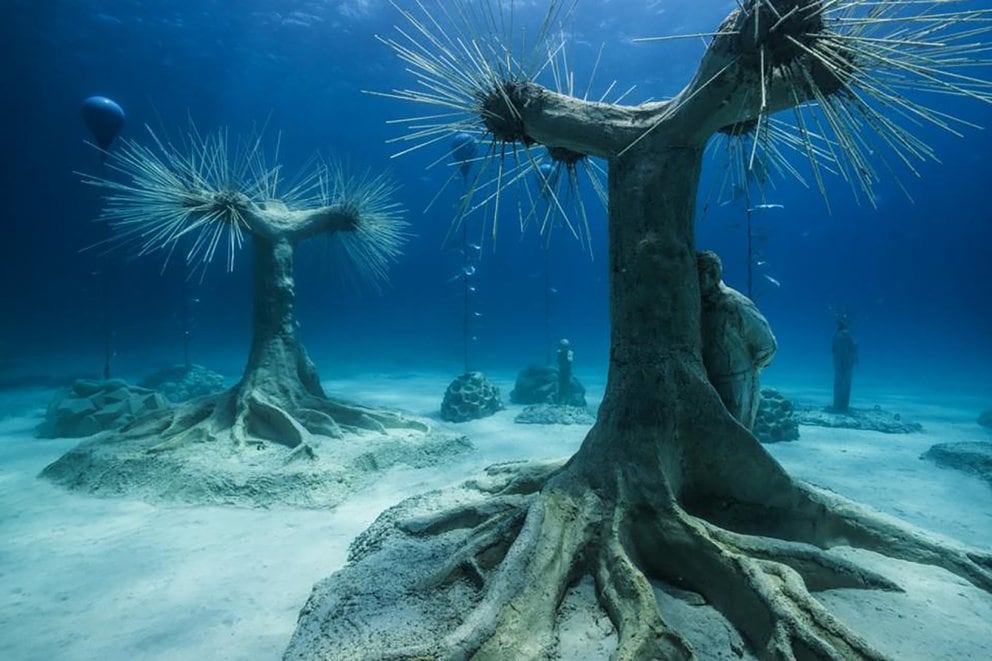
[0,372,989,660]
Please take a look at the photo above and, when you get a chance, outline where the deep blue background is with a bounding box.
[2,0,990,396]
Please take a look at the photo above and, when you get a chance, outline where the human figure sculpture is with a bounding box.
[832,315,858,411]
[698,251,777,430]
[555,338,574,405]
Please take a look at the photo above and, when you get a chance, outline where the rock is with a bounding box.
[753,388,799,443]
[74,378,129,398]
[798,405,922,434]
[55,398,96,418]
[515,403,595,425]
[440,372,502,422]
[139,364,226,403]
[509,366,586,407]
[38,379,170,438]
[978,409,992,429]
[921,442,992,486]
[103,386,133,403]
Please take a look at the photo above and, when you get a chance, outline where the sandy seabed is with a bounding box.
[0,370,989,661]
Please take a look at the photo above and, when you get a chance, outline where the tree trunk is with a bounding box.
[571,144,707,494]
[569,142,792,504]
[240,236,323,405]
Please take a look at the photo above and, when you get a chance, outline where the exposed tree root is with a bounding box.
[678,411,992,596]
[123,383,429,455]
[387,441,991,660]
[40,364,467,509]
[597,512,694,659]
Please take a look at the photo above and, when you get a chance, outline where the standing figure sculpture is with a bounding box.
[698,251,776,430]
[555,338,574,405]
[832,314,858,412]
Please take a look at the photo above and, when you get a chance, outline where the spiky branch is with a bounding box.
[81,126,406,284]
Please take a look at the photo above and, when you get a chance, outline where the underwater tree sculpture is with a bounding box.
[106,130,423,447]
[288,1,992,658]
[41,128,455,506]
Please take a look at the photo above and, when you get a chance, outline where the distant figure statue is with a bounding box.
[831,315,858,412]
[556,338,574,405]
[697,251,777,430]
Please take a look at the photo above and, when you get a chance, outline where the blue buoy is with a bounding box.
[81,96,125,152]
[450,132,477,179]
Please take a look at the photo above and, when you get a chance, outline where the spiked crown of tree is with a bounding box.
[379,0,992,208]
[81,125,408,285]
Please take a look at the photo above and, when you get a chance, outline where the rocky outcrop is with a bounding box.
[922,442,992,487]
[799,405,922,434]
[38,379,169,438]
[139,364,226,403]
[509,366,586,407]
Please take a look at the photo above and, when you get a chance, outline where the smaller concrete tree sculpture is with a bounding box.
[42,127,466,507]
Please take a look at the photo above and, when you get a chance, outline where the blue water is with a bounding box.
[3,0,991,401]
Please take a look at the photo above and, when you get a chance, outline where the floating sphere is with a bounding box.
[81,96,125,151]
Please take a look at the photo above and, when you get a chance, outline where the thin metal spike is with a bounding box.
[632,32,739,43]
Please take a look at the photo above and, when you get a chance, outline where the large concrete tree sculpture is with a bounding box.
[42,128,456,506]
[288,0,992,658]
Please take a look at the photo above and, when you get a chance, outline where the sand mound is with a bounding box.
[41,424,472,509]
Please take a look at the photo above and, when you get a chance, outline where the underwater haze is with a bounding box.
[2,2,992,659]
[2,0,989,389]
